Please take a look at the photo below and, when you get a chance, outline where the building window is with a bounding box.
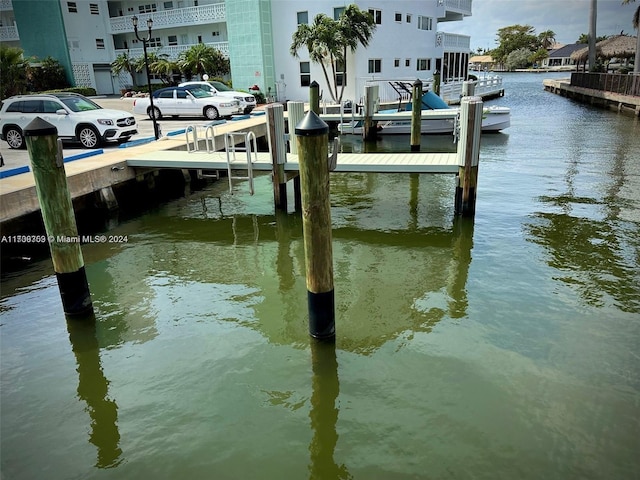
[405,58,411,67]
[394,58,400,67]
[67,2,77,13]
[417,58,431,71]
[89,3,99,14]
[394,12,402,22]
[368,59,381,74]
[336,60,346,86]
[297,11,308,25]
[164,1,173,9]
[168,35,178,46]
[96,38,105,49]
[300,62,310,86]
[406,14,412,23]
[212,31,220,36]
[417,16,433,30]
[139,4,157,14]
[368,8,381,25]
[334,7,345,20]
[148,37,161,47]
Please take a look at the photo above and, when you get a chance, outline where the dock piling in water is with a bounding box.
[266,104,287,210]
[363,85,379,141]
[455,96,483,217]
[411,79,423,152]
[295,111,335,339]
[25,117,93,317]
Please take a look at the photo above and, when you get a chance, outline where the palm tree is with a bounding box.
[0,45,28,98]
[290,6,376,103]
[177,43,230,80]
[622,0,640,72]
[111,51,137,87]
[336,4,376,102]
[150,53,180,85]
[538,30,556,49]
[290,14,341,102]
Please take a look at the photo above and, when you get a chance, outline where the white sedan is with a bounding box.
[133,86,242,120]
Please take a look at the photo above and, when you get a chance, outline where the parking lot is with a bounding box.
[0,96,226,170]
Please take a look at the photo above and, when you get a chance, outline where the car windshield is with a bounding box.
[210,81,233,92]
[186,87,215,98]
[59,96,102,112]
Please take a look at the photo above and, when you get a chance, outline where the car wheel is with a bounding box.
[149,107,162,120]
[78,126,100,148]
[204,106,219,120]
[5,127,25,149]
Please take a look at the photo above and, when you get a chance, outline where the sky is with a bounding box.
[445,0,636,51]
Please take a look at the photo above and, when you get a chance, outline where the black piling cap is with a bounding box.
[413,78,423,86]
[24,117,57,137]
[310,80,319,89]
[295,110,328,137]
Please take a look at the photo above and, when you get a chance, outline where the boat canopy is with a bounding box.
[405,91,451,111]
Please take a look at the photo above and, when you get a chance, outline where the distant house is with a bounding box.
[541,44,587,70]
[469,55,496,71]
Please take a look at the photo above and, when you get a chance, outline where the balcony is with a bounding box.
[0,0,12,12]
[437,0,472,22]
[115,41,229,61]
[109,3,225,34]
[0,24,18,41]
[438,32,470,51]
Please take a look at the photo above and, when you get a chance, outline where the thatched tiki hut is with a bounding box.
[571,34,637,71]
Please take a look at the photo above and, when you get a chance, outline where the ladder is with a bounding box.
[224,131,258,195]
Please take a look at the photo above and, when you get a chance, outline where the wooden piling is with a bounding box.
[363,84,379,141]
[433,71,441,96]
[266,104,287,210]
[454,96,483,217]
[410,79,423,152]
[287,101,305,211]
[295,111,335,339]
[309,81,320,115]
[25,118,93,316]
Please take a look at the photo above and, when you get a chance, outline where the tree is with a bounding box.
[505,48,533,70]
[538,30,556,49]
[290,5,376,103]
[150,53,181,85]
[530,48,549,67]
[111,52,137,87]
[577,33,608,43]
[27,57,69,92]
[177,43,230,80]
[0,45,28,98]
[335,5,376,102]
[622,0,640,72]
[492,25,540,65]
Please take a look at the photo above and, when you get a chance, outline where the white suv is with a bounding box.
[179,81,257,114]
[0,93,137,149]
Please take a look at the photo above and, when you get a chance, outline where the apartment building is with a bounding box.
[3,0,471,103]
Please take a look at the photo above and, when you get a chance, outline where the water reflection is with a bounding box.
[308,339,350,480]
[66,315,122,468]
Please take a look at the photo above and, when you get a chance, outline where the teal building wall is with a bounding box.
[12,0,74,85]
[225,0,275,97]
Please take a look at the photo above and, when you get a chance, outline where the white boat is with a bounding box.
[338,91,510,135]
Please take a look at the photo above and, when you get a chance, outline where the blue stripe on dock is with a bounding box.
[64,150,104,162]
[0,166,30,178]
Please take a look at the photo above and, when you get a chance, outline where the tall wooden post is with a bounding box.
[287,101,305,211]
[363,84,379,141]
[309,80,320,114]
[410,79,422,152]
[433,70,441,96]
[454,96,483,217]
[295,111,335,339]
[266,104,287,210]
[25,118,93,316]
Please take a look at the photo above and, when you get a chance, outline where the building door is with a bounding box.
[94,66,115,95]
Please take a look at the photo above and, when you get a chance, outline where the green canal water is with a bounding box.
[1,73,639,479]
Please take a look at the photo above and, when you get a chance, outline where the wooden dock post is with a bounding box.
[363,84,379,141]
[433,70,441,96]
[295,111,335,339]
[287,101,305,212]
[309,81,320,114]
[24,118,93,316]
[454,96,483,217]
[410,79,423,152]
[266,104,287,210]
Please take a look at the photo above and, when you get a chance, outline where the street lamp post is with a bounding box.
[132,15,160,139]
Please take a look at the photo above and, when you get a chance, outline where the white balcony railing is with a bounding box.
[0,24,18,41]
[115,41,229,60]
[445,0,472,15]
[440,32,470,50]
[0,0,12,11]
[110,3,225,33]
